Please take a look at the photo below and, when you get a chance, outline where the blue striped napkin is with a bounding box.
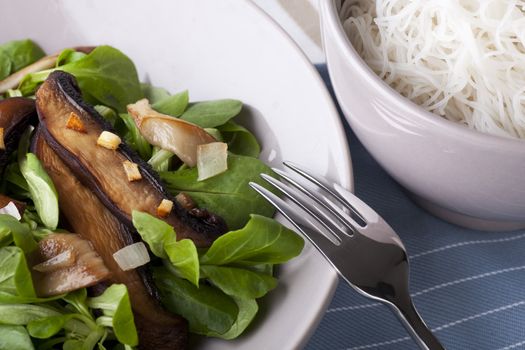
[306,66,525,350]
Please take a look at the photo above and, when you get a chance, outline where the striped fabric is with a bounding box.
[306,66,525,350]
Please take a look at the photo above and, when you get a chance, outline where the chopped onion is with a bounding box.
[0,201,21,220]
[197,142,228,181]
[113,242,150,271]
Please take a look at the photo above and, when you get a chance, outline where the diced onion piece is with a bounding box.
[97,131,121,150]
[197,142,228,181]
[122,160,142,182]
[113,242,150,271]
[0,128,4,150]
[0,201,21,220]
[33,250,74,272]
[157,199,173,218]
[65,112,87,133]
[127,99,215,167]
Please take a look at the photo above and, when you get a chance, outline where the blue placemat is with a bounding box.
[306,66,525,350]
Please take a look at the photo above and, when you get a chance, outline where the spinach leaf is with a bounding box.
[0,325,34,350]
[201,265,277,299]
[201,214,304,266]
[0,247,35,297]
[209,298,258,340]
[152,90,189,117]
[180,99,242,128]
[141,83,170,104]
[0,39,45,73]
[27,315,67,338]
[160,153,277,229]
[154,268,238,336]
[86,284,138,346]
[119,113,152,160]
[20,46,142,112]
[218,121,260,157]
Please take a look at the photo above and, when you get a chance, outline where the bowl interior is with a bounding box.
[1,0,353,348]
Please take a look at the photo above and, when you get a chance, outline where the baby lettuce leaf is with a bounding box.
[132,211,200,285]
[0,304,60,325]
[56,48,86,66]
[132,210,172,259]
[0,51,11,80]
[27,315,68,338]
[0,39,45,73]
[200,265,277,299]
[200,214,304,266]
[208,298,258,340]
[19,46,142,112]
[0,214,37,253]
[180,99,242,128]
[152,90,189,117]
[154,268,238,336]
[160,153,277,229]
[0,247,35,297]
[164,239,200,286]
[18,128,59,230]
[218,121,260,157]
[86,284,138,347]
[141,83,170,104]
[0,325,34,350]
[119,113,152,160]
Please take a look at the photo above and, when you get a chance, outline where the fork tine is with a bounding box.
[283,161,366,223]
[272,167,360,233]
[259,174,344,242]
[332,183,380,224]
[249,182,340,255]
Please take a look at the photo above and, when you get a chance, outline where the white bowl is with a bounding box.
[2,0,353,349]
[320,0,525,231]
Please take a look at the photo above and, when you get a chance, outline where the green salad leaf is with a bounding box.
[180,99,242,128]
[164,239,200,286]
[152,90,189,117]
[18,128,59,230]
[0,51,11,80]
[0,247,35,298]
[161,154,277,229]
[86,284,138,347]
[208,298,258,340]
[154,268,238,336]
[132,210,172,259]
[218,121,260,157]
[0,39,44,74]
[141,83,170,104]
[119,113,152,160]
[56,48,87,66]
[148,147,173,172]
[0,325,34,350]
[19,46,142,112]
[0,304,59,325]
[0,214,37,253]
[201,265,277,299]
[201,214,304,266]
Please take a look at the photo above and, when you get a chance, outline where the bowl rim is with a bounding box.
[320,0,525,149]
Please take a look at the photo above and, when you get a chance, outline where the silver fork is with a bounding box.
[249,162,445,350]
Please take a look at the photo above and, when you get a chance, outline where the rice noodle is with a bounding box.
[340,0,525,139]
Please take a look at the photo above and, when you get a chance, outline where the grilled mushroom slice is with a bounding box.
[36,71,226,247]
[33,130,188,350]
[0,97,35,172]
[30,233,110,297]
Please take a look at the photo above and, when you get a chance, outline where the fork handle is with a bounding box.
[390,302,445,350]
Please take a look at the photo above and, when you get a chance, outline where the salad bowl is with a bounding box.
[1,0,353,348]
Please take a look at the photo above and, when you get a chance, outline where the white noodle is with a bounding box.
[340,0,525,139]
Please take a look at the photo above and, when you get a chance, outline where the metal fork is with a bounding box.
[249,162,445,350]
